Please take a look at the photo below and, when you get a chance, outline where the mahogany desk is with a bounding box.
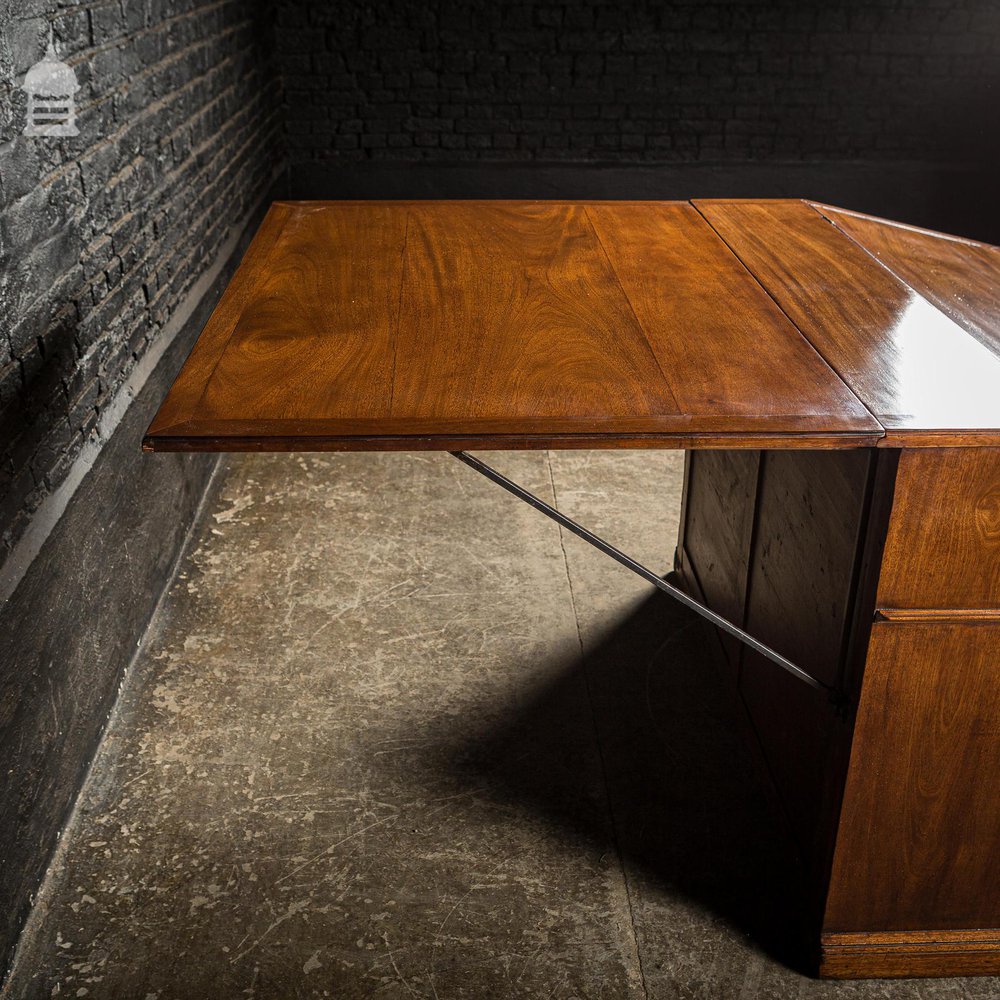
[145,199,1000,979]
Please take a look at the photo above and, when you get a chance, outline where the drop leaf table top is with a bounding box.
[144,199,1000,454]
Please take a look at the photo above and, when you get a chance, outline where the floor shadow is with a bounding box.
[426,589,812,974]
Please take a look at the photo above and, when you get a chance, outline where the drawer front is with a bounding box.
[877,448,1000,611]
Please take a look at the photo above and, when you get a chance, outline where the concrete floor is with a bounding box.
[5,452,998,999]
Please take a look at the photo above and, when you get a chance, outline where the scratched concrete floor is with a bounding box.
[6,452,998,1000]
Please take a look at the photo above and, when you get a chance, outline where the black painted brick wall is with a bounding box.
[275,0,1000,166]
[0,0,283,571]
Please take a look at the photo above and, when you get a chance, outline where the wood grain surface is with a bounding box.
[676,442,1000,978]
[147,202,293,436]
[144,199,907,451]
[819,928,1000,979]
[676,448,879,887]
[198,204,408,425]
[876,448,1000,611]
[584,203,869,423]
[837,445,1000,967]
[695,199,1000,448]
[825,620,1000,933]
[738,450,871,857]
[389,202,676,420]
[676,449,759,678]
[816,203,1000,359]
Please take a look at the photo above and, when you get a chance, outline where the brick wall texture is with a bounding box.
[276,0,1000,165]
[0,1,282,570]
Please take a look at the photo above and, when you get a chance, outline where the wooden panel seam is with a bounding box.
[808,202,1000,253]
[805,203,1000,450]
[696,199,1000,450]
[735,450,766,692]
[810,201,1000,364]
[581,203,682,414]
[690,199,887,440]
[386,206,412,416]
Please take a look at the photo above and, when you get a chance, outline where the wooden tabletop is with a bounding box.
[144,199,1000,453]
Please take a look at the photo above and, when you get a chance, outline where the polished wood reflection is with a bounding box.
[144,199,921,452]
[147,198,1000,453]
[695,199,1000,447]
[389,202,677,421]
[585,203,869,424]
[816,203,1000,359]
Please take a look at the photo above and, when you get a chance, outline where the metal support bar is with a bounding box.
[451,450,832,696]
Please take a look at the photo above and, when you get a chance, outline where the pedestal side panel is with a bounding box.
[822,446,1000,977]
[739,450,872,858]
[676,449,760,679]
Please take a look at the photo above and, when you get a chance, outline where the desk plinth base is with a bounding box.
[818,930,1000,979]
[677,446,1000,980]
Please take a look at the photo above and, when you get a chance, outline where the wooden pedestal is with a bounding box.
[676,447,1000,979]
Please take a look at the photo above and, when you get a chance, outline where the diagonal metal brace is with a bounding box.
[451,451,832,697]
